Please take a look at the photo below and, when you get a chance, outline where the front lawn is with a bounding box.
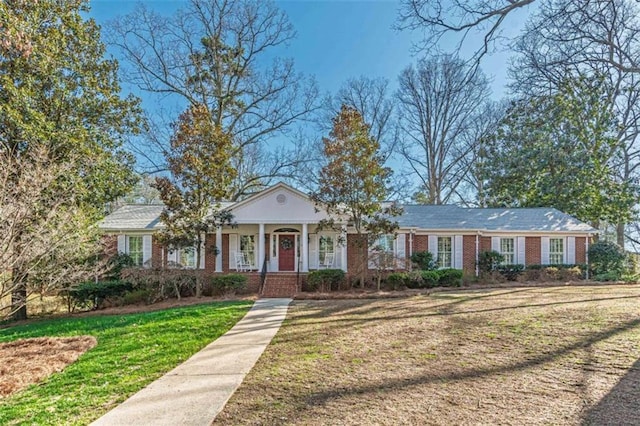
[215,285,640,425]
[0,300,252,425]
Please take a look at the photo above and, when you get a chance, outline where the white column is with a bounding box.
[341,224,348,272]
[258,223,265,271]
[215,226,223,272]
[302,223,309,272]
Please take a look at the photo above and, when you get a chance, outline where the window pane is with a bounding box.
[180,247,196,268]
[549,238,564,264]
[128,236,143,266]
[240,235,255,266]
[319,235,334,264]
[500,238,515,264]
[437,237,452,268]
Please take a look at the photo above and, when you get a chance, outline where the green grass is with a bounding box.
[0,301,253,425]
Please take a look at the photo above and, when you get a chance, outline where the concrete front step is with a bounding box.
[261,273,303,298]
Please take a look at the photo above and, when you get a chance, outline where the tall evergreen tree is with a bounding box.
[0,0,142,319]
[312,105,400,287]
[481,77,635,227]
[154,104,236,297]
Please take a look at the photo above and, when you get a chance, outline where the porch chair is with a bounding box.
[234,251,251,272]
[319,252,335,269]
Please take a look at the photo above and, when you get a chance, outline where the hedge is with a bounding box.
[69,280,133,310]
[385,269,463,289]
[210,274,248,295]
[307,269,346,292]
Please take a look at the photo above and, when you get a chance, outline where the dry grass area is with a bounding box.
[216,285,640,425]
[0,336,96,397]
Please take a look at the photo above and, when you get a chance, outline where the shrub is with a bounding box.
[539,267,560,282]
[558,266,584,281]
[210,274,248,295]
[121,289,153,305]
[588,240,626,279]
[438,269,463,287]
[121,268,201,301]
[69,280,133,310]
[496,264,524,281]
[307,269,346,292]
[410,251,436,271]
[523,264,586,282]
[107,253,135,280]
[420,270,440,288]
[478,251,504,273]
[387,272,409,290]
[593,272,621,282]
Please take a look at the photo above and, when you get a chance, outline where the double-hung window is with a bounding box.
[319,235,335,265]
[372,234,395,268]
[240,235,256,268]
[500,238,515,264]
[127,236,143,266]
[437,237,452,268]
[549,238,564,264]
[179,247,196,268]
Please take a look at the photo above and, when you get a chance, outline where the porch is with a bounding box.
[211,223,348,274]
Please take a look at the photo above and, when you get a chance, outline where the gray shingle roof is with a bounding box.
[99,203,595,233]
[398,205,596,233]
[99,205,165,231]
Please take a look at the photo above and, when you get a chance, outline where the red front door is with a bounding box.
[278,234,296,271]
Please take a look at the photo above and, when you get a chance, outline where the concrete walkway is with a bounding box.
[92,298,292,426]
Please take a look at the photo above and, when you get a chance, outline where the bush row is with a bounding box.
[68,271,248,310]
[488,264,587,282]
[306,269,346,292]
[386,268,463,289]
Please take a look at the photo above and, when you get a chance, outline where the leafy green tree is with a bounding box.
[481,76,636,227]
[588,241,627,278]
[154,104,236,297]
[0,0,142,320]
[312,105,400,287]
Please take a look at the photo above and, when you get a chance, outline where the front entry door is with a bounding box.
[278,234,296,271]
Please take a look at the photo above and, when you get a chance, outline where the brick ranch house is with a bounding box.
[100,182,596,296]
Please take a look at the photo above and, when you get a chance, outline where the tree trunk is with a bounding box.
[195,244,202,298]
[10,268,27,321]
[616,222,625,247]
[357,242,367,289]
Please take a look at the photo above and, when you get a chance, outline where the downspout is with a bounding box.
[409,230,414,271]
[475,232,480,277]
[585,234,590,280]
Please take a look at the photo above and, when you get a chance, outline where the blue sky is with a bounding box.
[89,0,533,102]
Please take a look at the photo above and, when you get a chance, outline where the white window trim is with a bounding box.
[437,236,453,269]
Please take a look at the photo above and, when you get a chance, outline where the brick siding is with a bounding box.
[222,234,230,272]
[347,234,367,275]
[575,236,587,264]
[480,236,491,253]
[526,237,541,265]
[463,235,477,274]
[413,235,428,252]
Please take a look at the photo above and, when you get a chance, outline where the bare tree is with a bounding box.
[108,0,320,198]
[456,101,506,207]
[396,54,491,204]
[398,0,640,75]
[0,148,108,321]
[509,0,640,246]
[323,77,398,161]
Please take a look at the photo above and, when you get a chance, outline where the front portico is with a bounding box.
[213,183,347,273]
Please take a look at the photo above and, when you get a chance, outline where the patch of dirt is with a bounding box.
[215,284,640,425]
[0,336,97,397]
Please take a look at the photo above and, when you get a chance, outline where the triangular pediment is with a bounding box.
[228,182,331,224]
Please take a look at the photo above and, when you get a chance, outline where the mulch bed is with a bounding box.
[0,336,96,397]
